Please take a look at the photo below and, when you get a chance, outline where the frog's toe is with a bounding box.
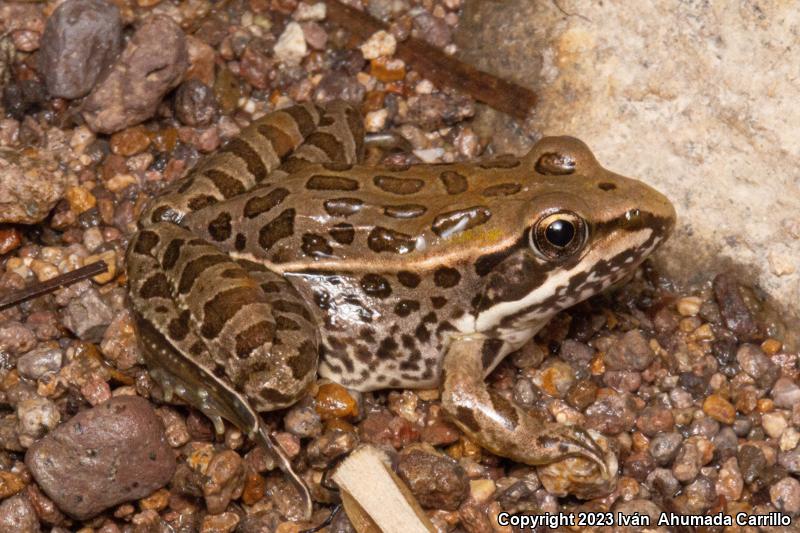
[536,429,618,499]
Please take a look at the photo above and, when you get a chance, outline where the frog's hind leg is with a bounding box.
[127,223,319,519]
[440,335,619,499]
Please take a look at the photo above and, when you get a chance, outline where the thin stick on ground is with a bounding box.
[321,0,538,121]
[0,260,108,311]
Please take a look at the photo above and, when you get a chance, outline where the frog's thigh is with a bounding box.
[439,335,618,497]
[127,222,319,413]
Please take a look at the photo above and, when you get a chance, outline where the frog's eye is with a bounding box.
[530,211,588,259]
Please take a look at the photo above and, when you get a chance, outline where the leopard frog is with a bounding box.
[126,101,675,517]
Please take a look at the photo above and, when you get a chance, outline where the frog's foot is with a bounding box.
[145,342,313,518]
[440,336,618,498]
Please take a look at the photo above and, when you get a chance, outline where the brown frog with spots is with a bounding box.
[126,101,676,517]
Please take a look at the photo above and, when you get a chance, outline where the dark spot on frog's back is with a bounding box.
[133,230,159,255]
[432,206,492,237]
[373,175,425,195]
[287,340,317,379]
[234,233,247,251]
[259,209,295,251]
[188,195,218,211]
[377,336,400,359]
[439,171,468,194]
[207,212,232,242]
[482,183,522,197]
[243,187,289,218]
[360,273,392,298]
[255,123,295,156]
[397,271,421,288]
[139,272,171,299]
[329,223,355,244]
[306,174,359,191]
[204,169,245,198]
[434,267,461,288]
[535,152,576,175]
[234,320,274,358]
[178,254,229,294]
[598,182,617,191]
[168,309,191,341]
[323,198,363,217]
[161,238,185,270]
[384,204,427,219]
[301,233,333,258]
[219,137,268,181]
[284,104,317,137]
[394,299,420,317]
[368,227,416,254]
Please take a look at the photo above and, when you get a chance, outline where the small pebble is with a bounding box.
[315,383,359,420]
[703,394,736,425]
[762,412,788,439]
[770,477,800,515]
[676,296,703,316]
[274,22,308,66]
[360,30,397,59]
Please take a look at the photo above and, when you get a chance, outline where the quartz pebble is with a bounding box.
[274,22,308,66]
[360,30,397,59]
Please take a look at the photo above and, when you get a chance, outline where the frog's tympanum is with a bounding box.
[126,102,676,517]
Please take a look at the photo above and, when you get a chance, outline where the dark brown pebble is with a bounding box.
[396,444,469,511]
[174,79,219,127]
[38,0,122,99]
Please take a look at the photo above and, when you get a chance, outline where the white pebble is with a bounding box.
[780,427,800,451]
[364,109,388,133]
[762,412,788,439]
[17,397,61,447]
[294,2,327,21]
[360,30,397,60]
[413,148,445,163]
[274,22,308,66]
[415,79,434,94]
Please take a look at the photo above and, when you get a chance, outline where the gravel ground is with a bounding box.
[0,1,798,532]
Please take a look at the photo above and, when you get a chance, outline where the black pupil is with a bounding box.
[545,219,575,247]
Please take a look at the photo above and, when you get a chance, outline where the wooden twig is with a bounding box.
[0,260,108,311]
[332,445,435,533]
[321,0,537,121]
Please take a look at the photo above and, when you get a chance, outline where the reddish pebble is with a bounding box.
[0,227,22,254]
[110,126,151,156]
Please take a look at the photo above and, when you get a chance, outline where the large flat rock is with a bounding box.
[457,0,800,317]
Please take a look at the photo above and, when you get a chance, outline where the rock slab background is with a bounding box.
[457,0,800,315]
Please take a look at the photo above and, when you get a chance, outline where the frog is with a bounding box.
[126,101,676,518]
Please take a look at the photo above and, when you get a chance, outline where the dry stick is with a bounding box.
[0,260,108,311]
[321,0,537,121]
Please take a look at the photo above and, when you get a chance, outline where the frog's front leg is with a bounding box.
[440,336,618,499]
[127,223,319,519]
